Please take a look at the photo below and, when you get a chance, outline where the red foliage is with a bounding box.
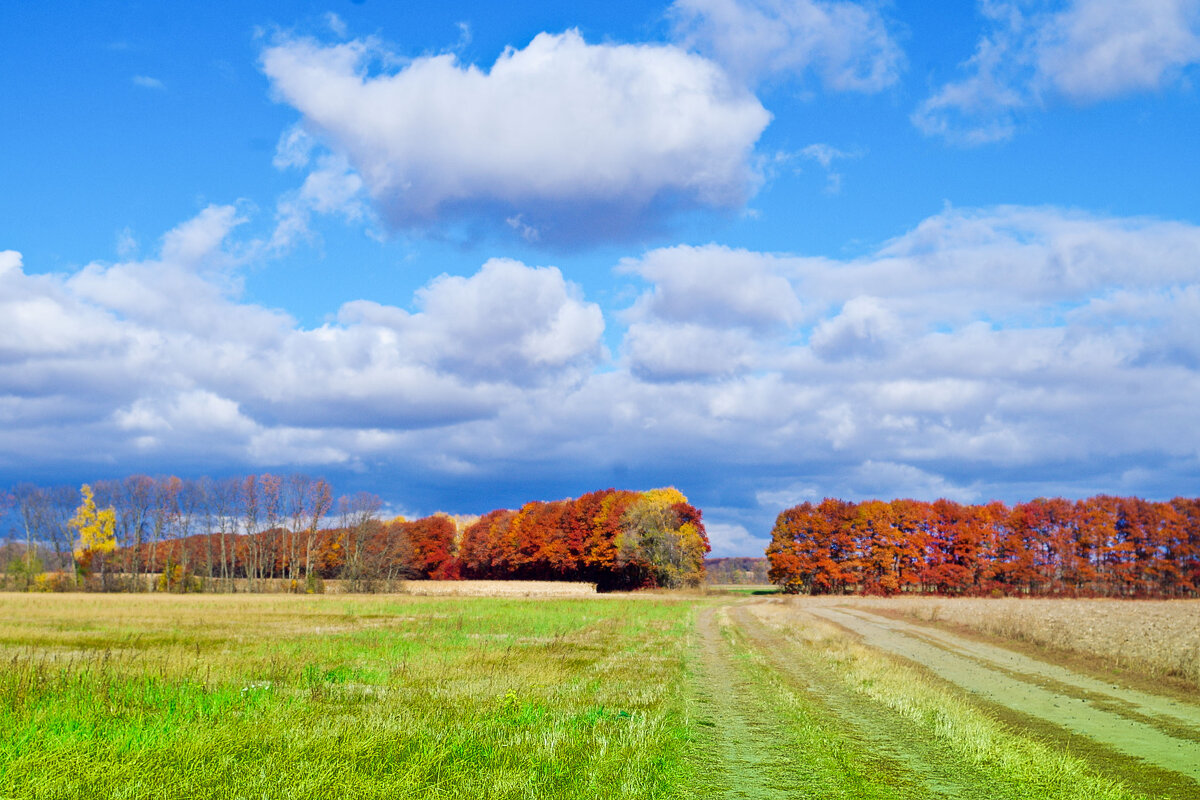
[768,495,1199,598]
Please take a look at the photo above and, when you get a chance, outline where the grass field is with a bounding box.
[1,592,1197,798]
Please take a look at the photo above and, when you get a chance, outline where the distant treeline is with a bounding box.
[767,496,1200,597]
[2,475,709,592]
[705,557,770,585]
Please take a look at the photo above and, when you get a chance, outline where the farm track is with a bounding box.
[691,606,798,799]
[803,606,1200,780]
[696,598,1200,798]
[695,602,1017,798]
[784,602,1200,796]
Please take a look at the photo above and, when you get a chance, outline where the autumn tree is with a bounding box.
[70,484,116,588]
[616,488,709,589]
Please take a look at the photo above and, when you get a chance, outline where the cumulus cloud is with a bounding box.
[621,244,803,330]
[613,206,1200,490]
[623,322,758,381]
[617,243,803,381]
[260,30,770,243]
[271,153,368,250]
[669,0,903,89]
[915,0,1200,144]
[0,208,604,472]
[809,296,901,360]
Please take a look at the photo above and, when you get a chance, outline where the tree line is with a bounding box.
[1,475,709,592]
[767,496,1200,597]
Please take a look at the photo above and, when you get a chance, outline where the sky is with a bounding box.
[2,0,1199,556]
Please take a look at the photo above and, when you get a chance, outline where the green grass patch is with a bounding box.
[0,594,696,799]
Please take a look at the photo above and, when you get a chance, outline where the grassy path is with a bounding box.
[807,606,1200,781]
[684,598,1152,800]
[687,606,798,799]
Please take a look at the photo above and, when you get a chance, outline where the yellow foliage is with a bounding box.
[640,487,688,508]
[70,484,117,559]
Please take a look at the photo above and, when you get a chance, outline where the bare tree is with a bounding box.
[260,474,283,580]
[148,477,182,580]
[208,477,240,590]
[304,478,333,587]
[339,492,382,591]
[12,484,75,585]
[97,476,155,590]
[241,475,261,590]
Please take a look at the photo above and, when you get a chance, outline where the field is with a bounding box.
[1,592,1198,798]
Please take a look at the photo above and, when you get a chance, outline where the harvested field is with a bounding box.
[836,596,1200,687]
[401,580,597,597]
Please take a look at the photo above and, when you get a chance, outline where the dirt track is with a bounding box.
[692,597,1200,799]
[804,604,1200,781]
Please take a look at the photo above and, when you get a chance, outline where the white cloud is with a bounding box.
[915,0,1200,144]
[800,142,860,193]
[623,321,758,381]
[271,153,368,250]
[325,12,348,39]
[260,30,770,242]
[621,244,803,329]
[669,0,903,89]
[0,209,604,471]
[809,296,901,360]
[1036,0,1200,100]
[0,250,21,276]
[399,258,605,383]
[705,522,771,557]
[132,75,165,90]
[273,124,316,169]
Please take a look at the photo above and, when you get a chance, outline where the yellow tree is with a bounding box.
[70,484,116,585]
[618,487,710,588]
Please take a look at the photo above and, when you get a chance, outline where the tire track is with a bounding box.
[728,604,1016,800]
[690,605,796,799]
[805,605,1200,784]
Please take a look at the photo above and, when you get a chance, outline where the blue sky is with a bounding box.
[2,0,1199,555]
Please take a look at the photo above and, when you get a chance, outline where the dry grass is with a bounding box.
[835,596,1200,687]
[401,580,597,597]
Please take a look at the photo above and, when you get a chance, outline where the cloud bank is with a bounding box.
[4,204,1199,554]
[261,30,771,243]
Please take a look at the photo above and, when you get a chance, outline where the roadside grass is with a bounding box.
[0,593,696,799]
[750,606,1145,800]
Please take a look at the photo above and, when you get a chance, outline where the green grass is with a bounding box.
[0,593,1179,799]
[0,594,697,799]
[732,607,1146,800]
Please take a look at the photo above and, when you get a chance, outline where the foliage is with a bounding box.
[460,488,709,590]
[9,474,711,592]
[767,495,1200,597]
[69,483,116,577]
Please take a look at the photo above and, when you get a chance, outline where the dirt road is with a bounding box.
[804,605,1200,781]
[689,597,1200,799]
